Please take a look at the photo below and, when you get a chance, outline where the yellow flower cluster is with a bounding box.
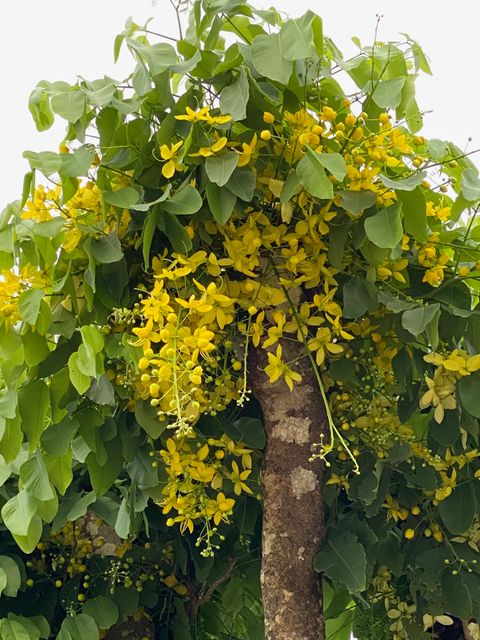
[157,435,253,554]
[420,349,480,422]
[0,265,48,325]
[417,232,450,287]
[131,252,245,432]
[22,182,131,253]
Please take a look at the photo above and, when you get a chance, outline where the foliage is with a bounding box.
[1,1,480,638]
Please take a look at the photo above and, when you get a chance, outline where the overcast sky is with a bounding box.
[1,1,478,205]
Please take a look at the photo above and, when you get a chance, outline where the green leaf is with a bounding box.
[0,389,17,420]
[51,90,86,122]
[370,78,406,108]
[314,529,366,592]
[220,67,249,121]
[103,187,139,209]
[0,619,31,640]
[364,204,403,249]
[129,186,171,211]
[206,183,237,224]
[162,213,193,253]
[438,482,476,534]
[205,152,239,187]
[314,151,347,181]
[12,515,43,554]
[251,33,292,84]
[114,499,131,539]
[60,145,96,178]
[1,490,38,537]
[90,233,123,264]
[458,374,480,418]
[83,597,119,629]
[135,400,168,439]
[398,187,427,244]
[29,88,54,131]
[401,304,440,336]
[296,150,333,200]
[342,277,378,319]
[86,376,115,406]
[0,567,8,598]
[19,380,50,450]
[427,139,449,162]
[162,185,203,216]
[62,614,99,640]
[337,190,376,215]
[80,325,104,354]
[128,40,177,75]
[20,453,55,501]
[226,167,256,201]
[228,417,266,449]
[45,452,73,495]
[18,289,44,325]
[68,352,91,395]
[461,168,480,201]
[23,151,61,177]
[0,556,21,597]
[379,171,426,191]
[442,572,473,620]
[86,438,123,496]
[279,15,315,60]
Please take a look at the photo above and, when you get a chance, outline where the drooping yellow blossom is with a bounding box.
[160,140,184,178]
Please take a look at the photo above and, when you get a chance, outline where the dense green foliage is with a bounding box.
[1,1,480,639]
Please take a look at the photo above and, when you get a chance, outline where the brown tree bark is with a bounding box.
[248,338,329,640]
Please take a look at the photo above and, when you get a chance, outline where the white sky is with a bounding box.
[1,1,479,205]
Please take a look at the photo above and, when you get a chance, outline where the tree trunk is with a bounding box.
[248,339,329,640]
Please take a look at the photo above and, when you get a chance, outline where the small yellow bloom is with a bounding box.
[160,141,184,178]
[263,111,275,124]
[190,136,228,158]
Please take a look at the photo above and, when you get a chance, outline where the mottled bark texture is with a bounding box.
[249,339,328,640]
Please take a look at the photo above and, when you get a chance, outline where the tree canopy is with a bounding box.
[1,2,480,639]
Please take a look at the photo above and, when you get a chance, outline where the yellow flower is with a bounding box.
[442,350,480,376]
[230,461,253,495]
[237,134,257,167]
[435,469,457,502]
[190,137,228,158]
[209,492,235,525]
[307,327,343,366]
[131,318,162,349]
[175,106,231,125]
[419,368,457,423]
[383,495,409,523]
[264,344,302,391]
[263,111,275,124]
[160,141,184,179]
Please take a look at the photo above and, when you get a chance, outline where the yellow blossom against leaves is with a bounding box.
[421,349,480,423]
[434,468,457,502]
[190,136,228,158]
[425,349,480,376]
[426,200,451,222]
[160,140,184,179]
[237,133,258,167]
[156,436,252,550]
[264,344,302,391]
[419,367,457,423]
[174,106,231,125]
[383,495,409,523]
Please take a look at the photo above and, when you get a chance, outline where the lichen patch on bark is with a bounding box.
[272,415,312,444]
[290,466,317,499]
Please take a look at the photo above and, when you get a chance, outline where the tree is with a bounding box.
[0,2,480,639]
